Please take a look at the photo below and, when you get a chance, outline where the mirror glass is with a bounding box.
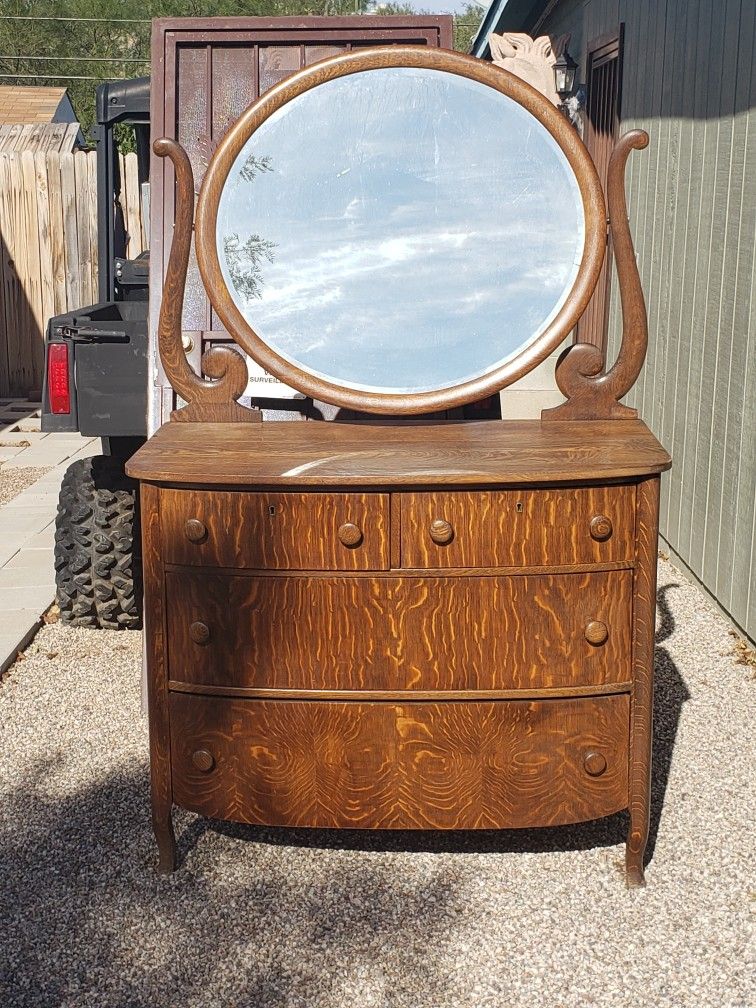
[216,66,585,395]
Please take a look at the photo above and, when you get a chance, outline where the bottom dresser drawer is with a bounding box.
[170,693,629,830]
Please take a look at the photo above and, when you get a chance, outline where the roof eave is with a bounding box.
[470,0,551,58]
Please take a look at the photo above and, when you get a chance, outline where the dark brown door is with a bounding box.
[149,16,454,425]
[577,27,623,353]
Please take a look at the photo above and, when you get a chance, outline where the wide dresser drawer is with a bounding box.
[169,693,630,829]
[166,569,632,692]
[400,485,634,568]
[160,488,390,570]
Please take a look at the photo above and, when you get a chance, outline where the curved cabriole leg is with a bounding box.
[626,475,660,888]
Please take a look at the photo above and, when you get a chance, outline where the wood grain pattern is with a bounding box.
[626,475,660,887]
[165,570,632,691]
[134,424,667,881]
[169,693,630,829]
[141,483,175,873]
[151,137,257,424]
[126,418,672,485]
[168,682,633,702]
[400,486,634,568]
[160,489,389,570]
[165,561,634,578]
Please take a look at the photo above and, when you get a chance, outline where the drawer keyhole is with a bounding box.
[515,501,523,513]
[268,505,276,516]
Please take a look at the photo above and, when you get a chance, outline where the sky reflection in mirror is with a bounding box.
[216,67,585,395]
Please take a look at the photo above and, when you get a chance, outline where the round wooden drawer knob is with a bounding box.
[338,522,363,548]
[189,621,211,645]
[429,519,454,545]
[184,518,207,543]
[192,749,215,773]
[589,515,613,541]
[584,620,609,646]
[583,750,608,777]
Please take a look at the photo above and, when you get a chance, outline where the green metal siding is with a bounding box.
[513,0,756,642]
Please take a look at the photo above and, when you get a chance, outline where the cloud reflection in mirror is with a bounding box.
[216,66,585,395]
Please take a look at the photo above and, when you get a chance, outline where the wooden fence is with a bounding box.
[0,149,145,397]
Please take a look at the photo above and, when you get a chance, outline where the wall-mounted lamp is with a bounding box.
[553,48,578,101]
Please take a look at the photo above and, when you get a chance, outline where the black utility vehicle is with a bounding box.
[41,78,149,629]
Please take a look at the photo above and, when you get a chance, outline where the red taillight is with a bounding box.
[48,343,71,414]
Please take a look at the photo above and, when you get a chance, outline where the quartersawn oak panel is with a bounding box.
[125,418,672,485]
[166,570,632,691]
[401,485,634,567]
[161,488,389,570]
[169,693,630,829]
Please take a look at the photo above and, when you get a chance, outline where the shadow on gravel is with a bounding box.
[0,589,690,1006]
[648,583,690,863]
[0,762,464,1008]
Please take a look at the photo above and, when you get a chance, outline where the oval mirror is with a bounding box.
[198,49,605,413]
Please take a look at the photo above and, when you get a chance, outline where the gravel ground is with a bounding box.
[0,466,51,507]
[0,557,753,1008]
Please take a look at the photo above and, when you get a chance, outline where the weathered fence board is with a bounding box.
[87,151,99,301]
[0,148,143,395]
[59,152,79,313]
[34,152,55,333]
[123,151,143,260]
[73,151,92,309]
[46,154,68,316]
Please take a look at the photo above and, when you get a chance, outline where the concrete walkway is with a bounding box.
[0,398,97,672]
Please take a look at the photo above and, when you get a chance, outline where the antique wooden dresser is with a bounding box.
[127,47,671,886]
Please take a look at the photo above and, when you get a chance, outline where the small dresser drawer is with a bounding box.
[160,489,389,570]
[400,485,634,568]
[169,693,629,829]
[166,569,632,692]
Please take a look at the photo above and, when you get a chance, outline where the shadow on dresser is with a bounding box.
[179,583,690,872]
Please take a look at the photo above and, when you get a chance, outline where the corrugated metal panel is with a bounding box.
[524,0,755,640]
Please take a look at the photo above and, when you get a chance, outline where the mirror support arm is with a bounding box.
[542,130,649,421]
[153,137,258,423]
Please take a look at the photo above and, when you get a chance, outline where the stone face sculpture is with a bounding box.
[488,32,570,106]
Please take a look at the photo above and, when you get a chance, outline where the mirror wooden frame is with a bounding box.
[192,46,607,415]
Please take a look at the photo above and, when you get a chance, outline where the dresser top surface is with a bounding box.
[126,418,670,487]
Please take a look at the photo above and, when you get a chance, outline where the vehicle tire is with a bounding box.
[54,456,142,630]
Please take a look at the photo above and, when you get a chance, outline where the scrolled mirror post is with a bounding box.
[153,137,258,424]
[542,130,649,421]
